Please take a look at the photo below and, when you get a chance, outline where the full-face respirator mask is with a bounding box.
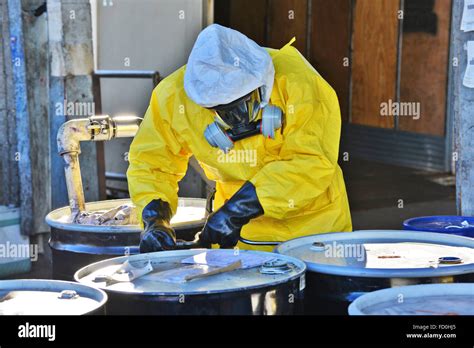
[204,88,283,152]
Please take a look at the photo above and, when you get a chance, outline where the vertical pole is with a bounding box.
[48,0,68,209]
[451,0,474,215]
[91,72,107,200]
[445,1,455,173]
[205,0,214,26]
[0,0,20,207]
[347,0,355,124]
[7,0,33,234]
[305,0,313,60]
[394,0,404,131]
[47,0,101,209]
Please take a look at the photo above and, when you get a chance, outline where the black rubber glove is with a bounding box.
[198,181,264,248]
[139,199,177,253]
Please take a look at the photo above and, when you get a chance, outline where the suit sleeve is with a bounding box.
[127,85,191,223]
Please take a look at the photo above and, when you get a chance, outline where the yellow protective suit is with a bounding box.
[127,41,352,252]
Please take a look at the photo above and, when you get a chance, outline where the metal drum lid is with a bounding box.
[348,283,474,315]
[0,279,107,315]
[45,198,207,233]
[274,230,474,278]
[403,216,474,237]
[74,249,306,295]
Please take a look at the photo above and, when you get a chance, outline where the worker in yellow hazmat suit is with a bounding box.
[127,24,352,253]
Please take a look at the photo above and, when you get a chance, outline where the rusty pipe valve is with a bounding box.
[57,115,142,219]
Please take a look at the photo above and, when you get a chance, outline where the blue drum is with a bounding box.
[403,216,474,238]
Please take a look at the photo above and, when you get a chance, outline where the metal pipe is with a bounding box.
[105,171,128,182]
[93,70,160,79]
[57,115,142,219]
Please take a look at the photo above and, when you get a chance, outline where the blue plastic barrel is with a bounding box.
[348,283,474,315]
[403,216,474,238]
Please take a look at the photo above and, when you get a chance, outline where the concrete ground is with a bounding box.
[7,158,456,280]
[4,234,52,280]
[341,159,456,230]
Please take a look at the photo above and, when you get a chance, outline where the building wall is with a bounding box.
[92,0,207,197]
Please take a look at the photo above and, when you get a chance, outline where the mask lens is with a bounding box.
[213,88,262,128]
[246,89,262,122]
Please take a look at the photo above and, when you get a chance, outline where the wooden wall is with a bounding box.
[399,0,451,136]
[351,0,400,128]
[311,0,351,121]
[266,0,308,53]
[215,0,452,137]
[215,0,267,45]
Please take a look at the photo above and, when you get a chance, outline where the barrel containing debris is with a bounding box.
[46,198,207,280]
[74,249,306,315]
[0,279,107,315]
[275,230,474,315]
[403,216,474,238]
[348,283,474,315]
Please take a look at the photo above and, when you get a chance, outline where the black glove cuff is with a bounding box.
[142,199,173,228]
[222,181,264,223]
[139,199,176,253]
[198,181,264,249]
